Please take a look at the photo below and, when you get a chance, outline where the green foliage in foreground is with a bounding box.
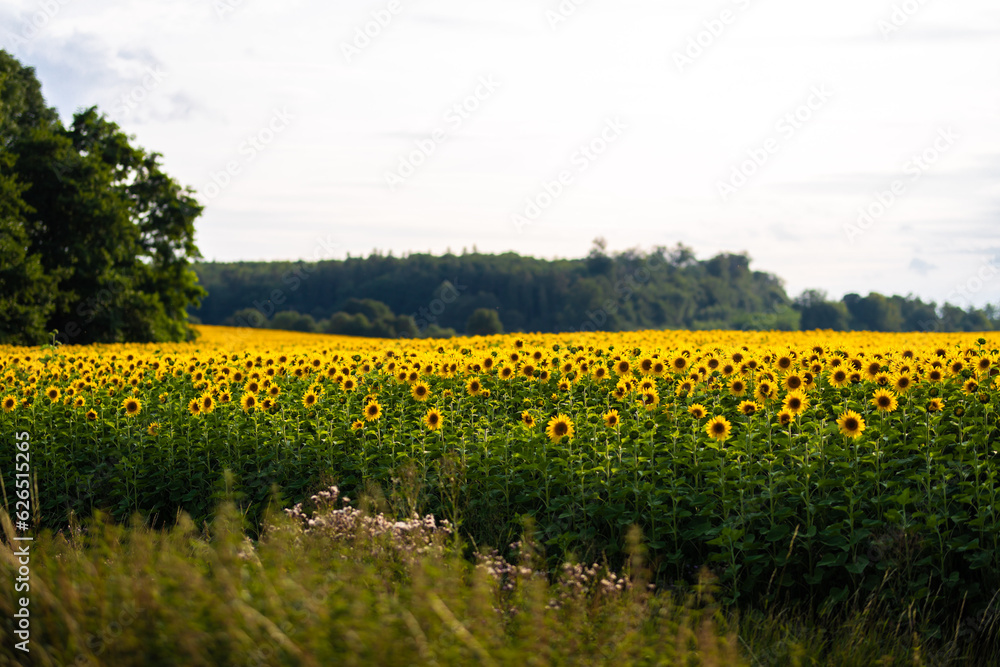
[2,496,989,666]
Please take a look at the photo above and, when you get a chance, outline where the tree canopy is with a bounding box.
[0,50,204,345]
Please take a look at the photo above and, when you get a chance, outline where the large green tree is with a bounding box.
[0,50,204,345]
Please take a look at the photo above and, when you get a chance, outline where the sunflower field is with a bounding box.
[3,325,1000,634]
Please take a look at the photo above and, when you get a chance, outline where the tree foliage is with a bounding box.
[0,50,204,345]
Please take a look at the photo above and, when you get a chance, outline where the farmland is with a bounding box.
[3,325,1000,664]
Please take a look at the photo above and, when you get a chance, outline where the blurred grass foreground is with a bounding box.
[2,485,985,666]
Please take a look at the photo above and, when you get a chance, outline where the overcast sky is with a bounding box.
[3,0,999,307]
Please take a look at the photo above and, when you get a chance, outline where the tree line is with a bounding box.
[191,240,1000,336]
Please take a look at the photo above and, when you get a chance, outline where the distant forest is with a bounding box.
[190,241,999,337]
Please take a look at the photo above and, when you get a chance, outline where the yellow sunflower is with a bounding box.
[705,416,732,441]
[871,389,898,413]
[837,411,866,439]
[782,390,808,416]
[364,399,382,422]
[545,414,575,442]
[122,397,142,417]
[603,409,620,428]
[688,403,707,419]
[466,378,483,397]
[411,382,432,401]
[521,411,536,428]
[893,375,912,394]
[423,408,443,431]
[2,395,17,412]
[640,390,660,411]
[240,393,257,413]
[147,422,160,437]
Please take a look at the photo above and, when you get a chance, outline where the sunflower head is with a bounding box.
[411,383,431,401]
[871,389,898,413]
[837,410,866,439]
[640,391,660,411]
[123,397,142,417]
[545,414,575,442]
[521,411,536,428]
[782,390,808,416]
[603,409,620,428]
[147,422,160,437]
[688,403,707,419]
[705,416,732,442]
[738,400,759,416]
[240,393,256,413]
[364,399,382,422]
[777,410,793,427]
[2,395,17,412]
[85,409,98,421]
[424,409,443,431]
[783,374,803,391]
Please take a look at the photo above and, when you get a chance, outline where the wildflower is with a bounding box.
[2,395,16,412]
[688,403,707,419]
[603,409,620,428]
[123,397,142,417]
[738,400,759,416]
